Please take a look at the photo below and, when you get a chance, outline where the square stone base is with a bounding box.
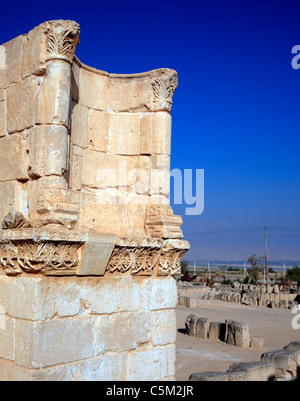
[0,274,177,381]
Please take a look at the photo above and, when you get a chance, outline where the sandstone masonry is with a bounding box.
[0,20,189,381]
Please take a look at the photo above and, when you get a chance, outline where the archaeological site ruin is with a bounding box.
[0,20,190,381]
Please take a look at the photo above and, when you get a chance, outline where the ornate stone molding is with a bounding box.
[157,239,190,276]
[106,237,189,276]
[0,227,189,277]
[43,20,80,63]
[0,227,86,276]
[145,205,183,239]
[152,71,178,112]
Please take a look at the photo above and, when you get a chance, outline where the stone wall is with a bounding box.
[0,20,189,381]
[0,275,177,381]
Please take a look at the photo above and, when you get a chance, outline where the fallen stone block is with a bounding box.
[234,324,250,348]
[261,350,300,378]
[195,318,208,339]
[250,335,265,349]
[179,296,188,307]
[185,314,199,336]
[208,322,222,340]
[284,341,300,351]
[186,296,201,308]
[189,371,249,382]
[227,361,275,381]
[225,319,239,346]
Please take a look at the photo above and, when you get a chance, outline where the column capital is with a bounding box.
[151,70,178,112]
[43,20,80,64]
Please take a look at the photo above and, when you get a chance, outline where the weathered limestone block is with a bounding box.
[78,354,128,381]
[79,67,107,111]
[195,318,209,339]
[96,311,153,353]
[250,335,265,349]
[127,345,175,381]
[15,317,95,369]
[0,135,28,182]
[208,322,222,340]
[88,109,109,152]
[109,113,140,155]
[0,97,5,137]
[234,324,250,348]
[0,35,24,89]
[0,316,15,361]
[261,350,300,378]
[227,362,275,381]
[0,182,27,224]
[189,371,249,382]
[70,103,89,149]
[6,77,35,133]
[152,112,172,155]
[185,314,199,336]
[225,319,239,345]
[153,309,177,346]
[284,341,300,351]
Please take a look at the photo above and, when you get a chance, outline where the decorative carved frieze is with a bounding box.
[106,238,163,276]
[145,205,183,239]
[157,239,190,276]
[0,240,82,276]
[0,225,188,277]
[152,72,178,112]
[43,20,80,64]
[106,237,189,276]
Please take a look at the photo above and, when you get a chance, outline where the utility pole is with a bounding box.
[265,226,268,284]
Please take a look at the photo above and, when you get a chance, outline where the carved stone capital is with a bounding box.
[43,20,80,63]
[151,71,178,112]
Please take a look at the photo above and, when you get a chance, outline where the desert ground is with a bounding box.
[175,299,299,381]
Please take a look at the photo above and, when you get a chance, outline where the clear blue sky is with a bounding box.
[2,0,300,263]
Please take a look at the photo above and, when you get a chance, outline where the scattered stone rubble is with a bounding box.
[189,341,300,381]
[185,315,264,349]
[178,282,299,309]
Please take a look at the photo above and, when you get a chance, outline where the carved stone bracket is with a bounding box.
[36,188,80,230]
[145,205,183,239]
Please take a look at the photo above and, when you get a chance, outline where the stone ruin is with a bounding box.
[189,341,300,382]
[0,20,189,381]
[178,282,298,309]
[185,314,265,349]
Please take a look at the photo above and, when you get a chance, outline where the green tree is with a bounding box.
[286,266,300,287]
[180,261,189,275]
[247,254,264,284]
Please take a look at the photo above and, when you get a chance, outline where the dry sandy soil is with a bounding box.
[175,299,299,381]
